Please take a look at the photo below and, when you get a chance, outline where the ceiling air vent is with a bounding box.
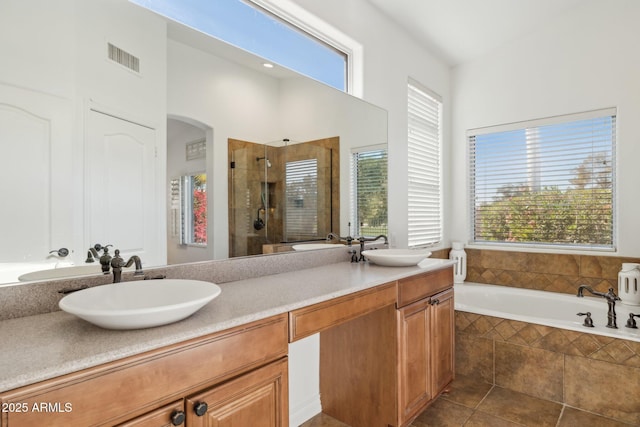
[107,42,140,73]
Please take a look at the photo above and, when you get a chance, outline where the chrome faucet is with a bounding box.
[577,285,621,328]
[110,249,144,283]
[356,235,388,262]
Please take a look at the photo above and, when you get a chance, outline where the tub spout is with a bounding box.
[577,285,621,328]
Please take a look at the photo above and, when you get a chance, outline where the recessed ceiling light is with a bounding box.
[262,62,274,68]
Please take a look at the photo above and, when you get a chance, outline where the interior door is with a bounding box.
[86,109,160,266]
[0,83,74,272]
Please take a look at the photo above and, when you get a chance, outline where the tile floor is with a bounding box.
[300,374,635,427]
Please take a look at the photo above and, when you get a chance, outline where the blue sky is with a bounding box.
[473,116,614,201]
[131,0,347,91]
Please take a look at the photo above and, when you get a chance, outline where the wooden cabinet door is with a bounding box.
[430,288,455,396]
[186,358,288,427]
[397,298,432,425]
[397,287,455,426]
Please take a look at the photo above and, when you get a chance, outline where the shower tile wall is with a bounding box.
[465,248,640,295]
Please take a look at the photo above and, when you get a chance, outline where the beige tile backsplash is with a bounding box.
[465,248,640,295]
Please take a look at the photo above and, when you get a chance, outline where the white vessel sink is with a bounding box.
[18,264,133,282]
[361,249,432,267]
[59,279,221,330]
[292,243,345,251]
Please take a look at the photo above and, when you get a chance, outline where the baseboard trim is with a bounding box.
[289,394,322,426]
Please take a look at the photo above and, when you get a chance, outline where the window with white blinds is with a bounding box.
[408,80,442,247]
[351,147,388,237]
[285,159,318,239]
[469,108,616,249]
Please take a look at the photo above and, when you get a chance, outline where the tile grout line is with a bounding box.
[555,405,567,427]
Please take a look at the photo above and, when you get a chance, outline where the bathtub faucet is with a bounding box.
[576,285,621,328]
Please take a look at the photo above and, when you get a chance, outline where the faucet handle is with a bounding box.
[111,249,124,268]
[99,247,113,274]
[577,312,594,327]
[49,247,70,257]
[607,287,622,301]
[626,313,640,329]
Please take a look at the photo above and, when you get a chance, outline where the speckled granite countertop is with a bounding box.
[0,259,454,393]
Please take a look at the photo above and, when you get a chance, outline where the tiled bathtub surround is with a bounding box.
[456,311,640,425]
[465,248,640,295]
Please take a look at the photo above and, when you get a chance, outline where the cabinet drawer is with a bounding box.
[289,283,396,342]
[1,314,288,427]
[397,267,453,308]
[117,401,184,427]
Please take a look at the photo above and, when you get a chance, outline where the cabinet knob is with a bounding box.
[430,299,440,305]
[170,410,186,426]
[193,401,208,417]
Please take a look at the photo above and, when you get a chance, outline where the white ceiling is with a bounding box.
[366,0,585,66]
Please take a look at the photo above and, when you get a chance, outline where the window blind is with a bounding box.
[285,159,318,239]
[169,177,183,242]
[351,147,388,237]
[469,108,616,249]
[408,81,442,247]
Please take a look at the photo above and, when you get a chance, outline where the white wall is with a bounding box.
[451,0,640,256]
[292,0,452,250]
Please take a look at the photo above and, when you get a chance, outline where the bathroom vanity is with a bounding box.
[0,260,454,427]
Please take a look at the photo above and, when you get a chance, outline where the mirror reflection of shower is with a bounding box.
[254,156,270,232]
[256,156,272,168]
[228,137,339,258]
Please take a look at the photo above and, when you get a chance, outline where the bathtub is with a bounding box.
[455,282,640,343]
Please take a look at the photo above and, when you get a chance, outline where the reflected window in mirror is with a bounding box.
[351,147,388,237]
[170,174,207,246]
[285,159,318,239]
[130,0,348,91]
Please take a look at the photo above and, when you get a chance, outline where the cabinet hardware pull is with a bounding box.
[431,299,440,305]
[194,401,208,417]
[171,410,186,425]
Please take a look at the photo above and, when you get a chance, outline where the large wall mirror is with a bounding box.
[0,0,387,285]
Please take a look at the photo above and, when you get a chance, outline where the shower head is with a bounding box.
[256,156,272,168]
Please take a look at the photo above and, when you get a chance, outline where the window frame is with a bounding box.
[248,0,363,96]
[170,172,208,247]
[130,0,362,94]
[467,108,617,252]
